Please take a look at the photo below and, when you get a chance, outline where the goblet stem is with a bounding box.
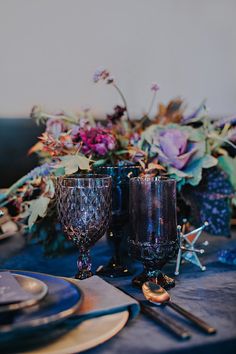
[96,229,131,277]
[132,263,175,290]
[146,266,175,290]
[113,234,122,265]
[76,248,93,280]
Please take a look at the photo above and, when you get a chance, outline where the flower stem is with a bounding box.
[147,91,157,117]
[112,83,131,122]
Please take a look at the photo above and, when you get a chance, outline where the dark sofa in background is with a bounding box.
[0,118,44,187]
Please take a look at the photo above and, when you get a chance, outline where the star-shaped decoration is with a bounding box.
[175,220,209,275]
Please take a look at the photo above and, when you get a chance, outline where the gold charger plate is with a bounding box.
[25,310,129,354]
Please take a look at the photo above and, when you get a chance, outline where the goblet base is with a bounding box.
[132,271,175,290]
[75,270,93,280]
[96,257,132,278]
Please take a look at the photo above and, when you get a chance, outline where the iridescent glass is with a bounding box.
[129,176,178,289]
[56,174,112,279]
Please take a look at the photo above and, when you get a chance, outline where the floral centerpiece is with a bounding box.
[0,68,235,254]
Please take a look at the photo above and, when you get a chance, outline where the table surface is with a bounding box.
[0,230,236,354]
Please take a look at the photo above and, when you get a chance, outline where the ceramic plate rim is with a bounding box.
[0,273,48,313]
[0,270,83,334]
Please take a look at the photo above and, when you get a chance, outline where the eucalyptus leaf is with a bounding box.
[53,167,65,177]
[93,159,108,167]
[182,158,204,186]
[114,150,128,155]
[202,155,218,169]
[168,166,190,178]
[28,196,50,229]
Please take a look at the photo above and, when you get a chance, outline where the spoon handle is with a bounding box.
[140,303,191,340]
[167,301,216,334]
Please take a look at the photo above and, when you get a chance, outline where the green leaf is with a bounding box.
[218,155,236,190]
[188,127,205,142]
[202,155,218,169]
[92,159,108,167]
[53,167,65,177]
[182,158,204,186]
[55,155,91,175]
[168,166,190,178]
[114,150,128,155]
[28,196,50,229]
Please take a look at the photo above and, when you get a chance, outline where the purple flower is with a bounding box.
[151,83,160,92]
[46,118,65,139]
[154,129,198,170]
[78,127,117,156]
[94,143,108,155]
[70,125,81,138]
[27,163,53,179]
[93,68,110,83]
[129,132,141,145]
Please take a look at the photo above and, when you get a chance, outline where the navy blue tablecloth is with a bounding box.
[0,231,236,354]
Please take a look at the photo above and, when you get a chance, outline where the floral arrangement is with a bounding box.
[0,68,236,253]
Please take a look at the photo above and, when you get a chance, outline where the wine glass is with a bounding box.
[56,174,112,279]
[94,165,141,277]
[129,176,179,289]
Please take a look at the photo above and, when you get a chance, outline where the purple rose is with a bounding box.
[156,129,198,170]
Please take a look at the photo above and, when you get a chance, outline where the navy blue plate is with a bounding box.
[0,270,83,334]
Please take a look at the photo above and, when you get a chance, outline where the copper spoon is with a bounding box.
[142,281,216,335]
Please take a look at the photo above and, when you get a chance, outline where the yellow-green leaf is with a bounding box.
[28,196,50,228]
[55,155,91,175]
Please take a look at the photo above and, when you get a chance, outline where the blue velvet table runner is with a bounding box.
[1,231,236,354]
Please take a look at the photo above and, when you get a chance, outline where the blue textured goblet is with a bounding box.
[56,174,112,279]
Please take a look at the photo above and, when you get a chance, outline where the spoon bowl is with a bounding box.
[142,281,216,334]
[142,281,170,304]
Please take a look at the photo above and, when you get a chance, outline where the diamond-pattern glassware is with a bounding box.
[56,174,112,279]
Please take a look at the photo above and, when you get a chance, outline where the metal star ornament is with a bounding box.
[175,220,209,275]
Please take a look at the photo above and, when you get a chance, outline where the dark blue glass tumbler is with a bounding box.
[95,165,141,277]
[129,176,179,289]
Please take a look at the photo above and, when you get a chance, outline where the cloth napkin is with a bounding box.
[71,275,139,320]
[0,271,32,304]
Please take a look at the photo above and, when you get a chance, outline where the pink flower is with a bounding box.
[78,127,117,156]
